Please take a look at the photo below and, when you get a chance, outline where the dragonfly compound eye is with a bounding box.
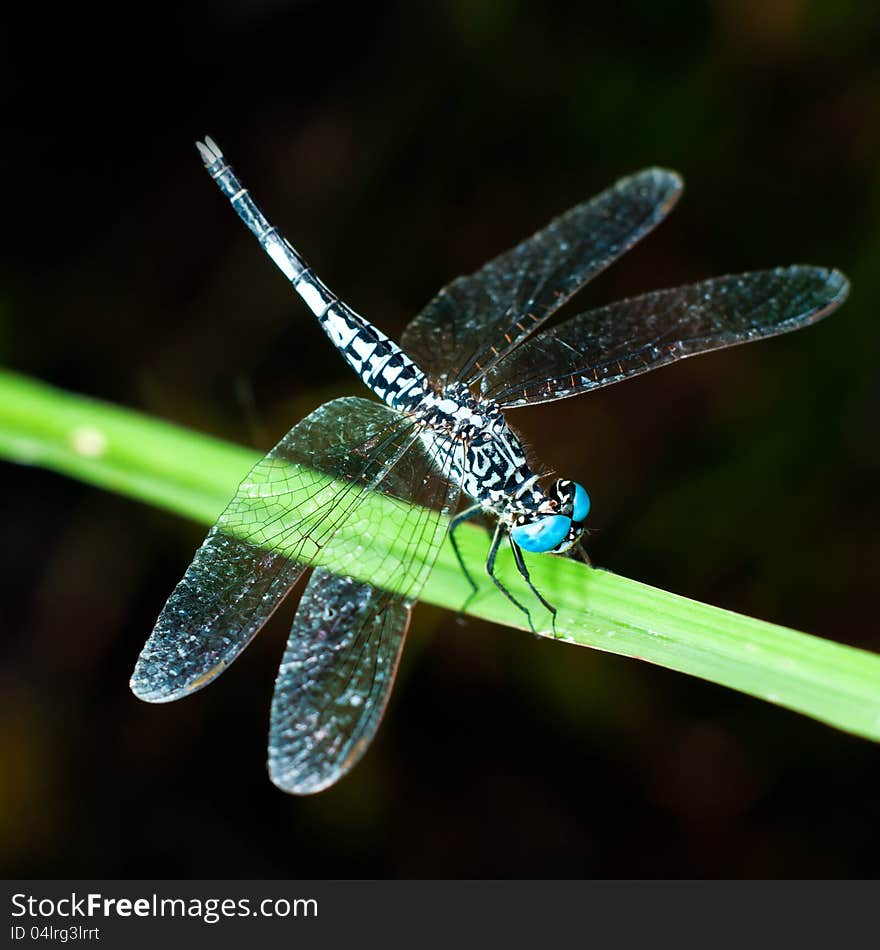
[572,482,590,523]
[510,514,571,553]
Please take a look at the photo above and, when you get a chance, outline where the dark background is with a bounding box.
[3,0,879,878]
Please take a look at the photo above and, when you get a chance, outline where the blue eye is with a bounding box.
[572,483,590,523]
[510,515,570,553]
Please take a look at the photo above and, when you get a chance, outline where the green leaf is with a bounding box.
[3,368,879,742]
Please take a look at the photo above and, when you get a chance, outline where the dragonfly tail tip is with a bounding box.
[196,136,223,166]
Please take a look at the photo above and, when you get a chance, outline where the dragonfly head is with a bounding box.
[509,479,591,554]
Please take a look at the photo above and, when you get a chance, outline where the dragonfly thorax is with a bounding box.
[413,381,590,551]
[414,382,533,504]
[414,381,503,439]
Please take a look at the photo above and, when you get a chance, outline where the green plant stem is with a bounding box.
[2,368,879,742]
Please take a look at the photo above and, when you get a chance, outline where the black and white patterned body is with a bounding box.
[132,138,848,797]
[413,384,546,517]
[202,143,430,414]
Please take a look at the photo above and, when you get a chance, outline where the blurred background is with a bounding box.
[2,0,879,877]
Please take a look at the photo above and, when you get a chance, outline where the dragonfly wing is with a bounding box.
[401,168,683,385]
[268,431,461,794]
[130,396,418,703]
[267,571,409,795]
[482,267,850,408]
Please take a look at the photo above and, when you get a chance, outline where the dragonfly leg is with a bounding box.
[448,503,484,602]
[509,538,558,637]
[485,522,535,633]
[573,542,593,567]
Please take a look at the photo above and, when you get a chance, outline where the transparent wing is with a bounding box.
[481,267,850,408]
[130,397,419,702]
[401,168,683,385]
[267,574,409,796]
[267,430,461,794]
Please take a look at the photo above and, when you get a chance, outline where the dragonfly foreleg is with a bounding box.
[485,521,535,633]
[509,538,558,637]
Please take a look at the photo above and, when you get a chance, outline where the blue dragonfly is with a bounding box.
[131,138,848,794]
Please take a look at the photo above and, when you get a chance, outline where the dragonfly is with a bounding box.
[131,137,849,795]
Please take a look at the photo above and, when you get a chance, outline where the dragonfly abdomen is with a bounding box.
[316,301,430,410]
[197,137,430,413]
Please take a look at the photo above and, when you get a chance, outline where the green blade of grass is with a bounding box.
[2,367,879,742]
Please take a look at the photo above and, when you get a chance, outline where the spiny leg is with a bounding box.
[485,522,535,633]
[449,503,485,616]
[509,538,559,637]
[573,542,593,567]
